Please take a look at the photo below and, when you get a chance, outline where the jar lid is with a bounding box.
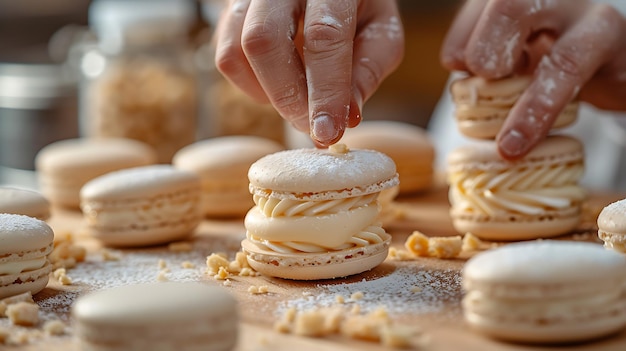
[89,0,196,52]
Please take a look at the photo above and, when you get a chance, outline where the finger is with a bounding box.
[240,0,310,132]
[497,3,624,159]
[303,0,358,146]
[465,0,586,79]
[214,0,269,103]
[350,4,404,128]
[440,0,488,71]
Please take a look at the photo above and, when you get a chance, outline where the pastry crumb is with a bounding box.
[335,295,345,304]
[222,279,232,287]
[49,240,86,270]
[181,261,195,269]
[405,231,429,256]
[411,286,422,293]
[428,236,462,259]
[156,270,169,282]
[0,327,8,344]
[101,248,121,261]
[214,266,229,280]
[380,324,423,349]
[43,319,66,335]
[248,285,269,294]
[293,310,326,337]
[168,241,193,252]
[350,291,364,301]
[388,247,414,261]
[6,302,39,326]
[329,143,349,154]
[206,253,229,275]
[158,259,167,269]
[1,292,34,316]
[462,232,483,252]
[53,268,73,285]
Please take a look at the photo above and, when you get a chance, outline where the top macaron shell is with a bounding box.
[81,165,200,201]
[248,148,399,201]
[173,136,284,177]
[0,187,50,220]
[463,241,626,295]
[0,213,54,258]
[598,198,626,235]
[339,121,435,194]
[447,135,583,171]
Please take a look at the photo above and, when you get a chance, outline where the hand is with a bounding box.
[440,0,626,159]
[214,0,404,146]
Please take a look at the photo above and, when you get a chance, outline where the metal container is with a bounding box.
[0,63,78,183]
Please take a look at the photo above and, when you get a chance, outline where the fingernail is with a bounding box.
[499,129,529,158]
[311,114,339,144]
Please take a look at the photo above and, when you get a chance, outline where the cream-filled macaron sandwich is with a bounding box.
[340,120,435,195]
[173,136,284,218]
[451,75,578,139]
[72,282,238,351]
[597,198,626,253]
[447,135,585,240]
[0,214,54,299]
[462,241,626,343]
[80,165,202,247]
[36,138,157,208]
[241,144,399,280]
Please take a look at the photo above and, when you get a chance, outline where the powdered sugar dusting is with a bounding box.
[277,266,462,317]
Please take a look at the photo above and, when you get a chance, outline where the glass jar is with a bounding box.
[79,0,198,163]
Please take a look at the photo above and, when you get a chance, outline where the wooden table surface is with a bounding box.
[5,186,626,351]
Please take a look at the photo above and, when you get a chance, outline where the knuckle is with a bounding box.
[271,84,305,115]
[215,44,242,77]
[241,22,281,57]
[304,22,346,54]
[544,47,582,81]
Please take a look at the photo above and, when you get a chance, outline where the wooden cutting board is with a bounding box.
[5,186,626,351]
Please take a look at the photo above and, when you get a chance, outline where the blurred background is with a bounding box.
[0,0,461,185]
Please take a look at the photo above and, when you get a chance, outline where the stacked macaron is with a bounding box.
[447,75,585,241]
[597,198,626,253]
[241,145,399,280]
[0,187,51,221]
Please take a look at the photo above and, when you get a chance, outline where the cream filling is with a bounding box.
[0,256,47,275]
[448,163,585,216]
[245,194,386,253]
[463,289,623,321]
[82,196,198,229]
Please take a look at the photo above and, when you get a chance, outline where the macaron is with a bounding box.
[0,213,54,299]
[241,144,399,280]
[173,136,284,218]
[462,240,626,343]
[0,186,50,220]
[451,75,578,139]
[340,120,435,195]
[35,137,157,208]
[72,282,238,351]
[597,198,626,253]
[447,135,586,241]
[80,165,202,247]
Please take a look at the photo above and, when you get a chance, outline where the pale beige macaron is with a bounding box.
[447,135,586,241]
[597,198,626,253]
[242,144,399,280]
[173,136,284,218]
[35,138,157,208]
[340,120,435,195]
[0,214,54,299]
[80,165,202,247]
[451,75,578,139]
[0,186,50,220]
[462,240,626,344]
[72,282,238,351]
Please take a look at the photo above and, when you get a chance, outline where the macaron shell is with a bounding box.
[451,75,531,107]
[89,220,199,247]
[0,187,50,220]
[241,233,390,280]
[464,303,626,344]
[451,214,581,241]
[36,138,157,207]
[248,148,398,200]
[598,198,626,235]
[0,214,54,256]
[81,165,200,201]
[73,282,238,351]
[463,241,626,291]
[339,121,435,194]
